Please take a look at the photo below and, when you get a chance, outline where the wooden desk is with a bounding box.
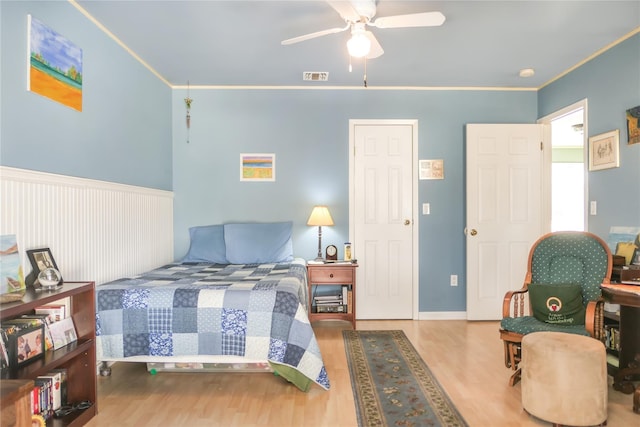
[601,283,640,414]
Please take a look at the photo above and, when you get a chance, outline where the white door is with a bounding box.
[350,120,417,319]
[466,124,549,320]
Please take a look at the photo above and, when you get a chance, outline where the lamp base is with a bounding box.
[313,256,324,262]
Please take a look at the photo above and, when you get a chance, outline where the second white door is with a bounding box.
[466,123,548,320]
[350,120,416,319]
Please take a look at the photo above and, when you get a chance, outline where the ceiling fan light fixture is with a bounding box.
[347,29,371,58]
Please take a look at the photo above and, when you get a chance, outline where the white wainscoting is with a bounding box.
[0,166,174,285]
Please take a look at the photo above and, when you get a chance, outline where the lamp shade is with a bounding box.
[307,206,334,226]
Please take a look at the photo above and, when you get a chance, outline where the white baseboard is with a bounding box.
[418,311,468,320]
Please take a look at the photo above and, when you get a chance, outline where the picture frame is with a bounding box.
[240,153,276,182]
[0,235,26,303]
[3,323,45,367]
[626,105,640,145]
[419,159,444,180]
[588,129,620,171]
[26,248,62,288]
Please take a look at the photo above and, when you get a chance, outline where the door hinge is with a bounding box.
[540,141,543,151]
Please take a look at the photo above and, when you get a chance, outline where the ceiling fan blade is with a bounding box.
[372,11,446,29]
[281,25,349,45]
[365,31,384,59]
[327,1,362,22]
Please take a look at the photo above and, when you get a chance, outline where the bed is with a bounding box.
[95,222,329,392]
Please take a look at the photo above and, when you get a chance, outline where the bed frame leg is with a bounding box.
[99,361,112,376]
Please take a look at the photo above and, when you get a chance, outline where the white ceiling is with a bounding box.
[74,0,640,88]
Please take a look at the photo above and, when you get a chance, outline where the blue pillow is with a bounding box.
[182,224,227,263]
[224,222,294,264]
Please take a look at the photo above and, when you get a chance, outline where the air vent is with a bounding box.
[303,72,329,82]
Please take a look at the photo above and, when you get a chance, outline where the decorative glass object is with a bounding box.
[38,267,62,289]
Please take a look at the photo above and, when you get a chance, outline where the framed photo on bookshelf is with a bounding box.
[3,323,45,367]
[48,317,77,350]
[26,247,62,288]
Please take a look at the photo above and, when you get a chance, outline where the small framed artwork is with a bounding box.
[0,235,26,302]
[26,248,62,287]
[419,159,444,180]
[240,153,276,182]
[626,106,640,145]
[588,130,620,171]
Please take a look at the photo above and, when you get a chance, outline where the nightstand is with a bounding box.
[307,262,358,329]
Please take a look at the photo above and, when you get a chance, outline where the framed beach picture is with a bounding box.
[0,235,26,303]
[588,130,620,171]
[27,15,83,111]
[240,153,276,182]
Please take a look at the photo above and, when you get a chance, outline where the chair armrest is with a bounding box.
[502,285,529,318]
[585,298,605,341]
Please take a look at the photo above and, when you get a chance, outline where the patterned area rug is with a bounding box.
[343,330,468,427]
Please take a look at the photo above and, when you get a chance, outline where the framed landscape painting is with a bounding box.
[0,235,26,302]
[626,106,640,145]
[28,15,83,111]
[240,153,276,181]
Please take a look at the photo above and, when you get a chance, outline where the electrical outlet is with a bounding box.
[450,274,458,286]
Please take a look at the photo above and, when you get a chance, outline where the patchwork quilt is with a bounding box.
[95,259,329,391]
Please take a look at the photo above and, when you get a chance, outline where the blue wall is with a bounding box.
[0,1,172,190]
[2,2,638,313]
[172,89,538,312]
[539,34,640,240]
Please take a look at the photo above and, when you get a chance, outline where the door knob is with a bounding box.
[404,219,411,225]
[470,229,478,236]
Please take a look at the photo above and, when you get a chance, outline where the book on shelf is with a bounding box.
[314,295,342,301]
[347,290,353,313]
[316,304,348,313]
[35,304,66,322]
[38,372,62,411]
[34,376,52,419]
[48,368,68,407]
[0,328,9,371]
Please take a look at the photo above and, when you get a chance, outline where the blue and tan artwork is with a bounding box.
[240,153,276,181]
[0,235,25,295]
[28,15,83,111]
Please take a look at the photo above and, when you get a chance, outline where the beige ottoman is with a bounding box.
[521,331,607,427]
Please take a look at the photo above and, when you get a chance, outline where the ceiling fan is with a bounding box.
[281,0,446,59]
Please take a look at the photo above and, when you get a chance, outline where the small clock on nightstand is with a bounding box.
[325,244,338,261]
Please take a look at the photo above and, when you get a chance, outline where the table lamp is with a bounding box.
[307,205,334,261]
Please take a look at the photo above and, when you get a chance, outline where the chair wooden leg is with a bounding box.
[509,368,521,386]
[503,341,511,368]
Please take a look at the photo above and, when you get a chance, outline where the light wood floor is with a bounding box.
[86,320,637,426]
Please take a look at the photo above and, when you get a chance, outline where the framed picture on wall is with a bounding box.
[588,129,619,171]
[626,106,640,145]
[240,153,276,182]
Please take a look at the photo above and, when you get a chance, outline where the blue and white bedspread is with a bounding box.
[95,258,329,391]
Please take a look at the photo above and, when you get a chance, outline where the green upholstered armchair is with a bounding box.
[499,231,612,386]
